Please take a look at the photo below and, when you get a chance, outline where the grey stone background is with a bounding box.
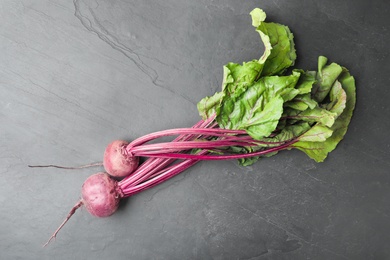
[1,0,389,259]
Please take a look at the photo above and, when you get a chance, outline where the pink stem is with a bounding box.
[120,139,297,197]
[129,140,259,155]
[121,151,207,196]
[123,160,199,196]
[134,139,297,160]
[119,117,216,188]
[126,128,245,149]
[120,115,298,197]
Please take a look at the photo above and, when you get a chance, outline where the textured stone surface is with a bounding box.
[1,0,389,259]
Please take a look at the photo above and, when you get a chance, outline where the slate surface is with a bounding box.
[1,0,389,259]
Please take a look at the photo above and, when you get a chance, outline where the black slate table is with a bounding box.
[1,1,389,259]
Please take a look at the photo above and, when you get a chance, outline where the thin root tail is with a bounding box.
[43,200,83,247]
[28,162,103,170]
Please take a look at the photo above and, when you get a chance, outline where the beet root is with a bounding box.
[103,140,139,178]
[81,172,122,217]
[44,172,123,246]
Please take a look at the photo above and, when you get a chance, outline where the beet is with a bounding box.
[81,172,122,217]
[103,140,139,178]
[43,172,123,247]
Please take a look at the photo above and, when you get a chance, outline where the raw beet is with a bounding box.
[103,140,139,178]
[81,172,122,217]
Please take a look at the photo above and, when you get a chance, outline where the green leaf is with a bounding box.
[217,73,301,139]
[269,122,311,142]
[285,100,309,111]
[251,8,296,76]
[238,157,261,166]
[297,124,333,142]
[285,106,337,128]
[250,8,266,27]
[312,56,343,102]
[250,8,272,64]
[217,94,284,139]
[197,8,297,121]
[284,70,317,110]
[292,69,356,162]
[285,94,318,111]
[238,150,280,166]
[256,24,296,76]
[325,80,347,117]
[197,61,263,120]
[197,91,224,120]
[235,122,311,166]
[244,96,284,139]
[294,70,317,94]
[197,10,356,166]
[223,61,265,99]
[265,71,301,101]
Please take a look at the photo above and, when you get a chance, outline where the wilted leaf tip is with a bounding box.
[250,8,266,27]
